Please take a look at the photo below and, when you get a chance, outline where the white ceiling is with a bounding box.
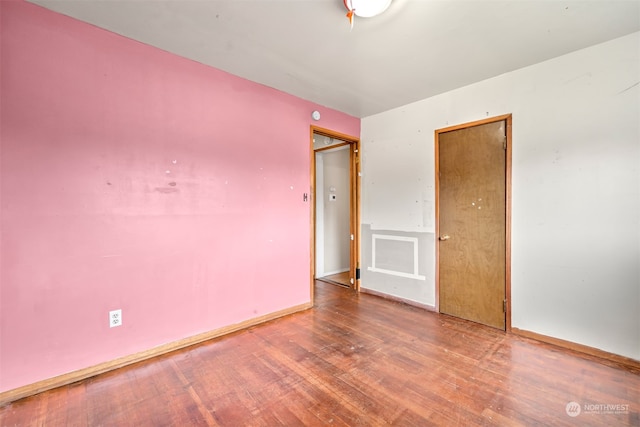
[30,0,640,118]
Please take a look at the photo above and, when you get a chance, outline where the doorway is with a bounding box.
[311,126,360,299]
[435,115,512,330]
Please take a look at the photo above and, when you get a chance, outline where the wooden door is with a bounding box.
[437,118,508,329]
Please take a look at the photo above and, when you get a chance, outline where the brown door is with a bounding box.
[437,119,507,329]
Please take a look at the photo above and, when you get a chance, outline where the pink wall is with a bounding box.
[0,0,359,393]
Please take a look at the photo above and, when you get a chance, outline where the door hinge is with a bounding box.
[350,234,354,241]
[503,299,507,313]
[503,139,507,150]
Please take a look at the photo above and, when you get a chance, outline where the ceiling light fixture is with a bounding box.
[344,0,392,28]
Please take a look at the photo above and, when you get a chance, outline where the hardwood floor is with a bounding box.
[318,271,351,287]
[1,281,638,426]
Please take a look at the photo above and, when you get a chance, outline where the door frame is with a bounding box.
[310,126,361,305]
[434,114,512,331]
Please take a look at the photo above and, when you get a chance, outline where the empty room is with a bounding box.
[1,0,638,425]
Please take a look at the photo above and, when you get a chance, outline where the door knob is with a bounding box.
[439,234,450,241]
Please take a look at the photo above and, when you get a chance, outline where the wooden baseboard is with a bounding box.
[0,302,312,406]
[360,288,436,312]
[511,327,640,371]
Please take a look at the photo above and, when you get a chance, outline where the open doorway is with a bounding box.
[310,126,360,300]
[315,145,351,287]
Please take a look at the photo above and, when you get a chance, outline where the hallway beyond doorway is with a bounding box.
[318,271,351,288]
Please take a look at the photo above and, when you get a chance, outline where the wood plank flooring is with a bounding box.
[318,271,351,288]
[1,281,639,426]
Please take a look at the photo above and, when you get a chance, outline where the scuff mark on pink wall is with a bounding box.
[0,0,359,392]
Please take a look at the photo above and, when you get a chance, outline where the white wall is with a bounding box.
[361,32,640,360]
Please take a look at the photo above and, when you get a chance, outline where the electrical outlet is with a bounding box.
[109,309,122,328]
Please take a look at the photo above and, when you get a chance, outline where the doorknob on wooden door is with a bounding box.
[439,234,450,241]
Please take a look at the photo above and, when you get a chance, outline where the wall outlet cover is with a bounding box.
[109,309,122,328]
